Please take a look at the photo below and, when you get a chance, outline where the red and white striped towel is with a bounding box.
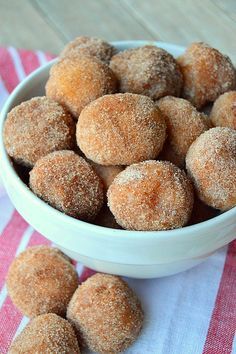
[0,47,235,354]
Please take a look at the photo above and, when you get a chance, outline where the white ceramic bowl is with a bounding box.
[0,41,235,278]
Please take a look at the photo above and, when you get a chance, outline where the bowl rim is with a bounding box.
[0,40,235,243]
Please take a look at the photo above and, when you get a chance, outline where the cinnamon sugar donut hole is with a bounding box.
[3,97,75,167]
[46,55,117,118]
[157,96,209,167]
[186,127,236,211]
[107,160,194,231]
[60,36,116,64]
[67,273,143,353]
[9,313,80,354]
[30,151,104,221]
[6,246,78,318]
[210,91,236,129]
[77,93,166,165]
[178,42,236,109]
[110,45,183,100]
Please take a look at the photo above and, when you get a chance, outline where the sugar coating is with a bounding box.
[67,273,143,354]
[186,127,236,210]
[178,42,236,109]
[77,93,166,165]
[8,313,80,354]
[3,96,75,167]
[60,35,116,64]
[46,55,117,119]
[107,160,194,231]
[157,96,210,167]
[210,91,236,129]
[6,246,78,318]
[110,45,183,100]
[29,150,104,220]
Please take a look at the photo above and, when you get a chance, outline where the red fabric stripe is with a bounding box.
[0,48,19,92]
[203,240,236,354]
[0,211,28,291]
[17,49,40,76]
[0,297,22,353]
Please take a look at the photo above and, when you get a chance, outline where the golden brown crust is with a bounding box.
[67,273,143,354]
[210,91,236,129]
[46,55,117,119]
[6,246,78,318]
[107,160,194,231]
[29,150,104,220]
[186,127,236,210]
[178,42,236,109]
[77,93,166,165]
[60,36,116,64]
[110,45,183,100]
[9,313,80,354]
[3,97,75,167]
[157,96,209,167]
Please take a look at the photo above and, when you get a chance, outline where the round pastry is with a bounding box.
[186,127,236,210]
[6,246,78,318]
[157,96,209,166]
[210,91,236,129]
[3,96,75,167]
[77,93,166,165]
[178,42,236,109]
[46,55,117,118]
[107,160,194,231]
[67,273,143,353]
[110,45,182,100]
[8,313,80,354]
[29,150,104,220]
[60,36,116,64]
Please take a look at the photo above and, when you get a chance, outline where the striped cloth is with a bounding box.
[0,47,235,354]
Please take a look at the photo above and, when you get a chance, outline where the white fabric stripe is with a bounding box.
[232,334,236,354]
[0,285,7,309]
[0,226,33,309]
[36,50,48,66]
[76,263,84,277]
[7,47,26,81]
[0,78,9,110]
[13,316,29,340]
[125,247,227,354]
